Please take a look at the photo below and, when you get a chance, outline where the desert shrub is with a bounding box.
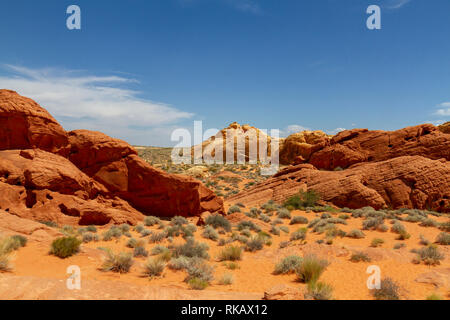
[272,218,283,225]
[218,273,234,285]
[240,229,252,238]
[435,232,450,245]
[371,238,385,248]
[172,238,209,259]
[134,224,145,233]
[290,216,308,225]
[245,236,264,252]
[419,234,430,246]
[143,258,165,278]
[259,214,271,223]
[82,232,99,243]
[273,255,303,275]
[261,200,278,212]
[320,213,331,219]
[139,229,152,237]
[170,216,188,226]
[149,231,168,243]
[0,252,11,272]
[144,216,161,226]
[205,215,231,232]
[391,221,406,234]
[39,220,58,228]
[50,237,81,258]
[168,256,193,270]
[188,277,209,290]
[377,224,389,232]
[371,278,400,300]
[305,281,333,300]
[217,246,242,261]
[346,229,365,239]
[439,222,450,232]
[295,254,329,283]
[324,226,346,238]
[414,245,444,266]
[86,225,97,233]
[237,221,260,232]
[102,226,122,241]
[101,251,134,273]
[426,293,443,300]
[279,226,289,233]
[393,243,406,250]
[350,251,371,263]
[223,261,239,270]
[1,235,28,253]
[119,224,130,233]
[270,225,280,236]
[184,260,214,283]
[61,225,76,236]
[363,217,384,230]
[338,214,350,220]
[201,226,219,241]
[419,218,438,227]
[279,241,290,249]
[228,205,241,214]
[396,230,411,240]
[277,208,291,219]
[151,245,169,255]
[133,246,149,257]
[126,238,138,248]
[290,228,307,241]
[284,190,320,209]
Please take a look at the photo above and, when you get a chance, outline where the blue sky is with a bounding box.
[0,0,449,146]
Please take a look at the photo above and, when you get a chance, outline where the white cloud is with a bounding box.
[179,0,262,15]
[326,128,346,135]
[0,65,194,145]
[280,124,310,137]
[384,0,412,9]
[435,102,450,116]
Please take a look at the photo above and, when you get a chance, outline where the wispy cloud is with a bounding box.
[435,102,450,116]
[280,124,310,137]
[326,128,346,135]
[0,65,194,145]
[178,0,262,15]
[383,0,412,10]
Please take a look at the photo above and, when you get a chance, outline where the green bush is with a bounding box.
[170,216,188,226]
[205,214,231,232]
[371,278,400,300]
[50,237,81,258]
[168,256,195,270]
[133,246,149,257]
[143,258,165,278]
[350,251,371,263]
[270,225,280,236]
[426,293,443,300]
[391,221,406,234]
[237,221,260,232]
[284,190,320,209]
[101,251,134,273]
[305,281,333,300]
[149,231,168,243]
[295,254,329,283]
[273,255,303,275]
[371,238,385,248]
[218,246,242,261]
[188,277,209,290]
[86,225,97,233]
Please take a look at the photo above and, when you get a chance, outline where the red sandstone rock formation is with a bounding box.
[280,124,450,169]
[0,90,223,224]
[229,156,450,212]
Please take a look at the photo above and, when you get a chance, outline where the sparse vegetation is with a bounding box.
[371,238,385,247]
[101,251,134,273]
[435,232,450,245]
[290,216,308,225]
[217,246,242,261]
[295,254,329,284]
[306,281,333,300]
[205,214,231,232]
[284,190,320,209]
[218,273,234,285]
[274,255,303,275]
[50,237,81,258]
[371,278,400,300]
[346,229,365,239]
[350,251,371,263]
[413,245,444,266]
[143,258,165,278]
